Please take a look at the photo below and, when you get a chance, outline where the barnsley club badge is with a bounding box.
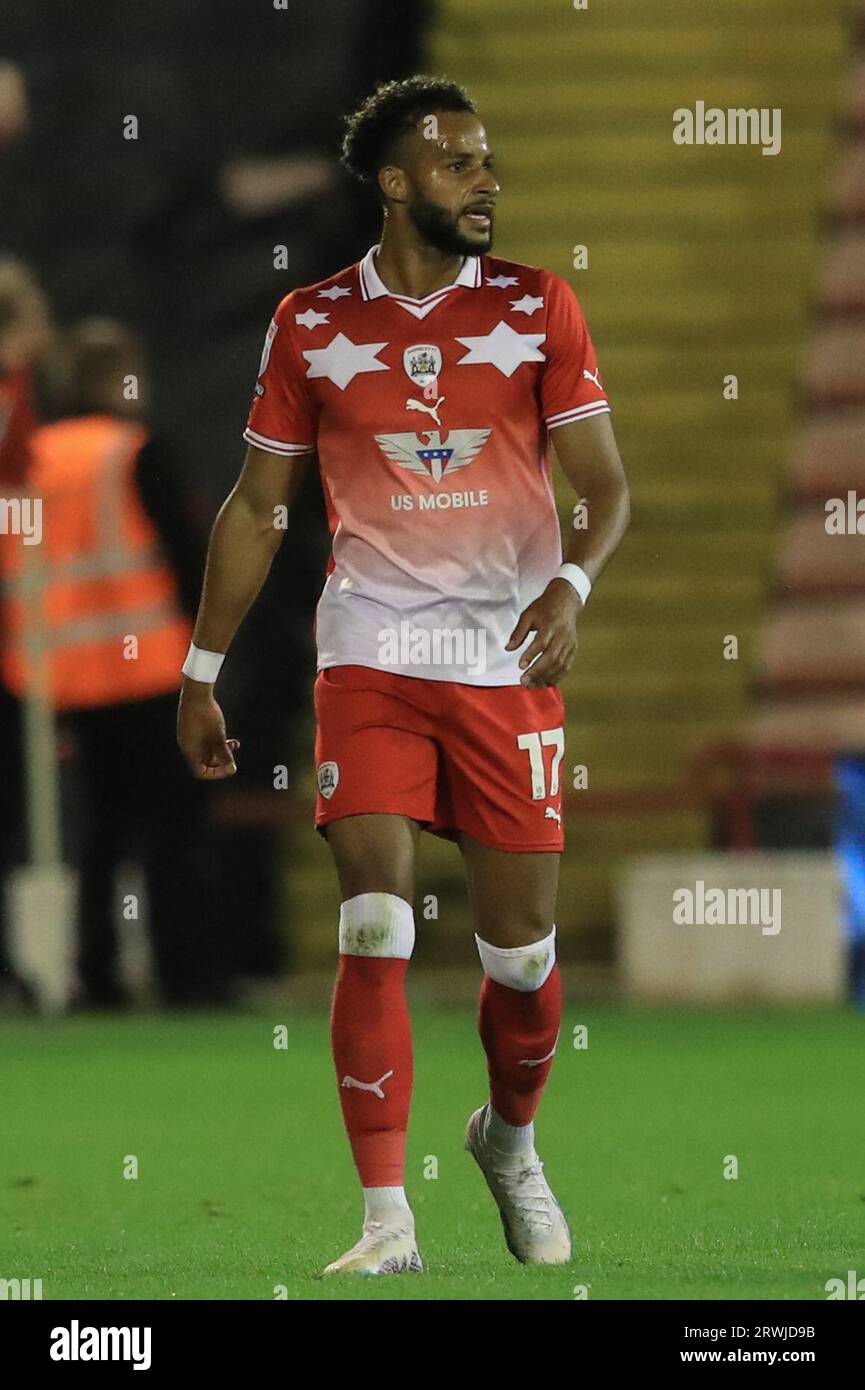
[317,761,340,800]
[403,344,442,388]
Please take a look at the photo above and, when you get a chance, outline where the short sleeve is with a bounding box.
[540,274,611,430]
[243,297,317,456]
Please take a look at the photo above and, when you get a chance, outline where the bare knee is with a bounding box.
[461,838,559,950]
[474,909,552,951]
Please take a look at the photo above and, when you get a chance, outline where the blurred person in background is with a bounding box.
[0,256,52,486]
[0,255,55,1010]
[176,0,429,983]
[1,317,230,1008]
[0,0,430,992]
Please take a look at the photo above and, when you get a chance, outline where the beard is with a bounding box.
[407,192,494,256]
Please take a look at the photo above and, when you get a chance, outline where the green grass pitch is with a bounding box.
[2,1003,863,1300]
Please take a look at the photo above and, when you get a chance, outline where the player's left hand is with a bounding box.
[506,578,582,688]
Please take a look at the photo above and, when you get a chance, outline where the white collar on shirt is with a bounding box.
[358,243,481,304]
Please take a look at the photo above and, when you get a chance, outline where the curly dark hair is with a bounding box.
[341,75,475,195]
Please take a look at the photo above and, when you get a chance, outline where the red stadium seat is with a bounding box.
[748,697,865,751]
[775,506,865,593]
[833,144,865,218]
[848,58,865,128]
[756,599,865,691]
[818,231,865,310]
[789,412,865,496]
[804,324,865,403]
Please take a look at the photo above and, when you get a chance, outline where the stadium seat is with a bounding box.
[749,697,865,751]
[848,58,865,129]
[756,600,865,691]
[804,325,865,404]
[818,232,865,310]
[775,508,865,593]
[833,144,865,219]
[789,412,865,496]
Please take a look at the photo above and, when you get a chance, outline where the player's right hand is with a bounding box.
[177,682,239,779]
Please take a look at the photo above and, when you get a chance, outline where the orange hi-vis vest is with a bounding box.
[0,414,192,709]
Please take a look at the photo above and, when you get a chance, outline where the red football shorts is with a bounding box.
[314,664,566,852]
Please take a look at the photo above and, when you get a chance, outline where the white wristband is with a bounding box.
[555,563,592,606]
[182,643,225,684]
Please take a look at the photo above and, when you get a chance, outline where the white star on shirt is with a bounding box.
[510,294,544,316]
[295,308,330,330]
[455,320,545,378]
[303,333,389,390]
[318,284,352,300]
[486,274,519,289]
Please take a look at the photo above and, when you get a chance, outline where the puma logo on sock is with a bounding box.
[341,1069,394,1099]
[518,1045,557,1068]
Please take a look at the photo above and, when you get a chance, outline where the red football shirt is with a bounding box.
[245,246,610,685]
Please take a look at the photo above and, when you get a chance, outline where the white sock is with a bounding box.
[483,1105,535,1158]
[363,1186,412,1224]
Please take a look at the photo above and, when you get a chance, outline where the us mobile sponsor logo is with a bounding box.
[390,487,489,511]
[672,880,782,936]
[378,620,487,676]
[50,1320,152,1370]
[377,427,491,482]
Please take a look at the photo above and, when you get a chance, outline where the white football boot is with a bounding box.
[465,1104,571,1265]
[322,1217,423,1276]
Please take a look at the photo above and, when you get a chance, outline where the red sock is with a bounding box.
[478,966,563,1126]
[330,955,413,1187]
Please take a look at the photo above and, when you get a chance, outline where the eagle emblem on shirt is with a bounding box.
[374,428,491,484]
